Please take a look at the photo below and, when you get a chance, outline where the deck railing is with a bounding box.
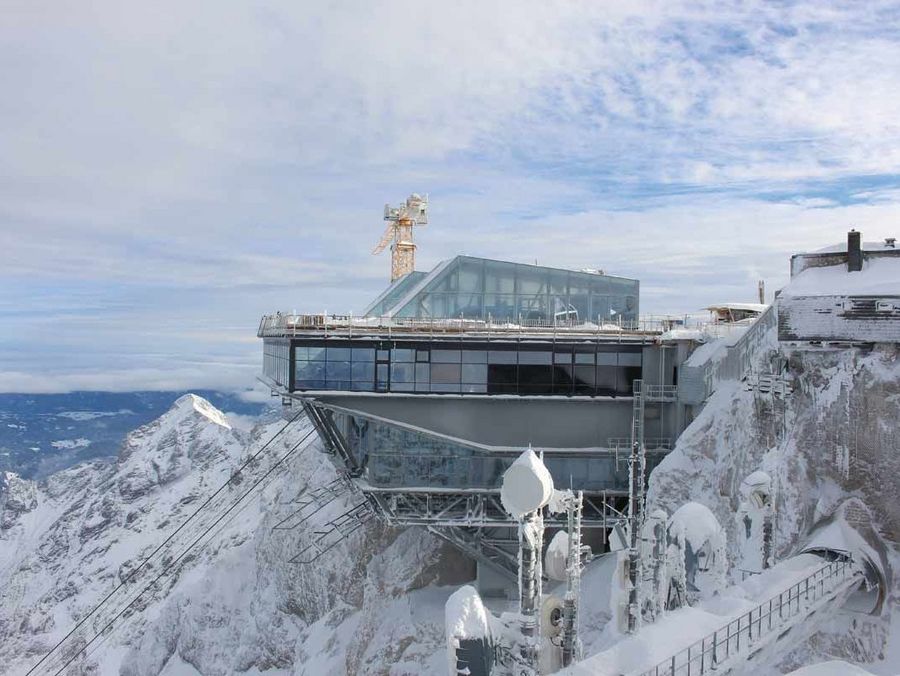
[257,312,746,340]
[637,556,860,676]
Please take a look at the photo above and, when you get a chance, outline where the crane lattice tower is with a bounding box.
[372,193,428,281]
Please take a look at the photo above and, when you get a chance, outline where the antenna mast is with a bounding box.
[372,193,428,282]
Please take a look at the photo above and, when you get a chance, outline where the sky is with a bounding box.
[2,0,900,393]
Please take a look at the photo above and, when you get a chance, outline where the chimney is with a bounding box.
[758,280,765,304]
[848,229,862,272]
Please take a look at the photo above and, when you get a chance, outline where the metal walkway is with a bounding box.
[636,555,863,676]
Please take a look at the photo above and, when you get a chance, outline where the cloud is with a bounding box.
[2,1,900,392]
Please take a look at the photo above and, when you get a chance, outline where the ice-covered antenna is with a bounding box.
[500,447,554,519]
[501,448,553,674]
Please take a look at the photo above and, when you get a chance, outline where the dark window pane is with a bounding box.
[295,346,309,361]
[618,367,641,395]
[596,366,616,394]
[462,383,487,393]
[554,352,573,364]
[574,365,595,387]
[376,348,391,361]
[487,365,518,394]
[308,346,327,361]
[416,350,430,362]
[432,349,462,363]
[352,348,375,362]
[392,381,415,392]
[327,347,352,361]
[596,352,617,366]
[351,382,374,391]
[431,363,461,384]
[519,365,553,387]
[462,350,487,363]
[574,352,595,365]
[415,363,430,383]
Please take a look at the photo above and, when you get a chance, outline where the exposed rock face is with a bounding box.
[648,344,900,672]
[0,395,463,675]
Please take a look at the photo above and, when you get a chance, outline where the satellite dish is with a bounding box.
[500,448,554,519]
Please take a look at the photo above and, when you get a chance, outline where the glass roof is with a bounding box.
[367,255,638,324]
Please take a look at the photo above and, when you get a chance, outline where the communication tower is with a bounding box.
[373,193,428,281]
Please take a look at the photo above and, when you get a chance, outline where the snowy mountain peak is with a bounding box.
[115,394,246,502]
[171,393,232,429]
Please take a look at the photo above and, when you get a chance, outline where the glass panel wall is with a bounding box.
[291,339,643,396]
[388,256,638,324]
[336,412,635,491]
[263,340,291,387]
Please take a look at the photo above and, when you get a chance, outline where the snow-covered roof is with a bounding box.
[704,303,768,313]
[780,256,900,297]
[811,240,897,254]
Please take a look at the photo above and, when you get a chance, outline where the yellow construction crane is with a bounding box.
[373,193,428,282]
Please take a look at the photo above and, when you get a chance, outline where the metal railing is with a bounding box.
[638,557,860,676]
[678,305,778,405]
[257,312,748,340]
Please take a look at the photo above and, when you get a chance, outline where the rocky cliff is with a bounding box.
[0,394,465,675]
[648,344,900,674]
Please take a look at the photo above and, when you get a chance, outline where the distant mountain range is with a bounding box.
[0,391,268,479]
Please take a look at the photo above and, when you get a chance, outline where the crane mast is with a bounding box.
[373,193,428,281]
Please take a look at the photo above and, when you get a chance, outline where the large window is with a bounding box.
[290,340,643,396]
[263,340,291,387]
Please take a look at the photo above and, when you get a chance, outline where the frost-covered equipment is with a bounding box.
[446,585,494,676]
[626,380,649,633]
[667,502,727,605]
[642,508,668,622]
[500,448,554,674]
[737,470,775,576]
[373,193,429,281]
[560,490,585,666]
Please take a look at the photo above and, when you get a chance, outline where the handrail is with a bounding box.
[637,557,861,676]
[256,312,752,340]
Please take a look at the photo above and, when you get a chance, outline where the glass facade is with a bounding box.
[333,410,664,491]
[372,256,639,324]
[363,271,428,317]
[293,340,642,396]
[263,340,291,388]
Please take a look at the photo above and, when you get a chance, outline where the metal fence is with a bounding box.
[638,557,860,676]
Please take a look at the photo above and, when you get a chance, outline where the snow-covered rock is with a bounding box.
[647,343,900,674]
[0,395,467,675]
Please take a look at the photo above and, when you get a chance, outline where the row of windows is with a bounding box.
[292,343,643,395]
[295,345,641,366]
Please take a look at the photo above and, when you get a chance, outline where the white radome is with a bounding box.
[500,448,554,519]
